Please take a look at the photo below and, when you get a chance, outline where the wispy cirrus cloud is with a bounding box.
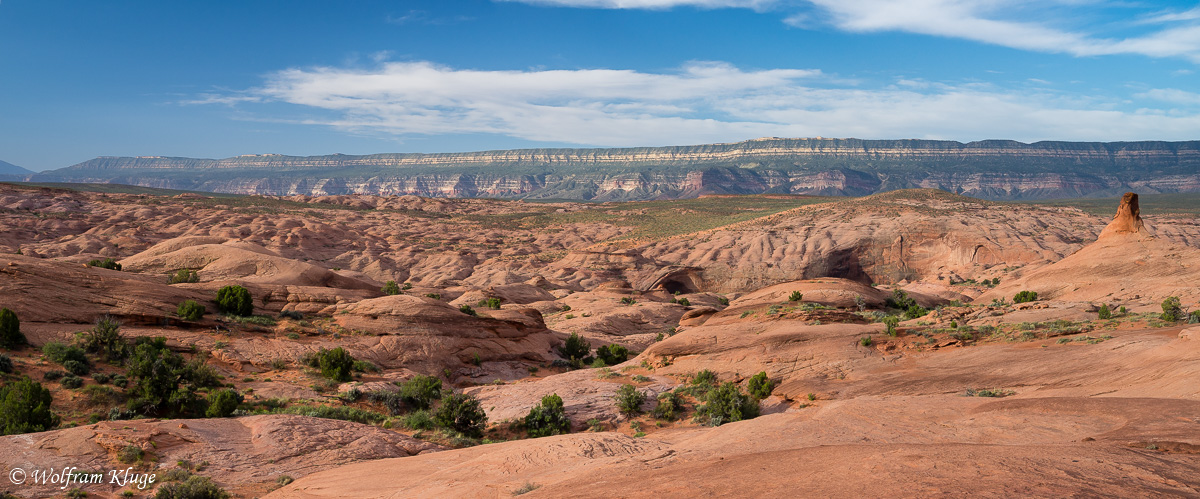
[501,0,1200,62]
[198,61,1200,146]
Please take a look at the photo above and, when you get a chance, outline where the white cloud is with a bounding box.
[1136,88,1200,106]
[495,0,778,9]
[210,61,1200,145]
[502,0,1200,62]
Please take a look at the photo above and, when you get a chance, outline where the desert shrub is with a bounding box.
[788,291,803,302]
[692,369,718,388]
[171,300,205,321]
[111,374,128,389]
[78,317,128,362]
[859,336,873,347]
[315,347,354,382]
[402,282,412,290]
[965,388,1015,398]
[62,360,90,376]
[676,297,690,307]
[883,316,900,336]
[277,404,386,425]
[339,387,363,403]
[424,293,441,300]
[903,304,928,320]
[558,332,592,365]
[747,371,774,399]
[595,344,629,366]
[125,337,212,416]
[381,280,401,295]
[154,474,230,499]
[81,384,121,407]
[91,372,110,384]
[60,375,84,389]
[399,375,443,410]
[43,342,90,374]
[1189,311,1200,324]
[693,382,759,427]
[0,354,12,374]
[459,304,477,316]
[1098,304,1112,320]
[620,297,636,305]
[480,297,502,309]
[888,289,917,310]
[215,285,253,317]
[653,391,682,421]
[352,360,379,373]
[279,310,303,320]
[169,269,199,284]
[1013,290,1038,304]
[43,370,65,381]
[1161,296,1183,322]
[398,409,435,430]
[118,445,143,464]
[524,393,570,438]
[0,308,26,349]
[0,378,59,435]
[205,389,243,418]
[434,393,487,438]
[87,258,121,271]
[276,475,294,487]
[717,297,730,306]
[613,384,644,416]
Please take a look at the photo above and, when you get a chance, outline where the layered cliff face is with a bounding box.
[30,138,1200,200]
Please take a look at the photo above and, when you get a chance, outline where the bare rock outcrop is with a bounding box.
[1098,192,1148,239]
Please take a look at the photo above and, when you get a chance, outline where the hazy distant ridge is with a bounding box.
[31,138,1200,200]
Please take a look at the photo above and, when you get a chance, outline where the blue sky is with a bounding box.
[1,0,1198,171]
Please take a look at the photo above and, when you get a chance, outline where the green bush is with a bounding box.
[205,389,243,418]
[694,382,759,427]
[125,337,214,417]
[613,384,644,416]
[424,293,441,300]
[87,258,122,271]
[118,445,143,464]
[78,317,128,362]
[91,372,110,384]
[620,296,636,305]
[0,378,59,435]
[397,409,435,430]
[0,308,25,350]
[0,354,12,374]
[717,297,730,306]
[1098,304,1112,320]
[43,370,64,381]
[62,360,89,376]
[747,371,774,399]
[859,336,873,347]
[1189,311,1200,324]
[1161,296,1183,322]
[399,375,443,410]
[177,300,206,321]
[316,347,354,382]
[882,315,900,336]
[154,474,230,499]
[788,291,803,302]
[480,297,502,309]
[1013,290,1038,304]
[382,280,401,295]
[215,285,253,316]
[351,360,378,373]
[43,342,89,374]
[169,269,200,284]
[888,289,917,310]
[60,375,84,389]
[595,344,629,366]
[652,391,682,421]
[903,304,928,320]
[524,393,570,438]
[558,332,591,365]
[676,298,690,307]
[434,393,487,438]
[692,369,718,388]
[458,304,477,316]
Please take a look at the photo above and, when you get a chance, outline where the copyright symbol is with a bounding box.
[8,467,25,485]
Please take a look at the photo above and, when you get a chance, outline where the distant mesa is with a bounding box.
[23,137,1200,201]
